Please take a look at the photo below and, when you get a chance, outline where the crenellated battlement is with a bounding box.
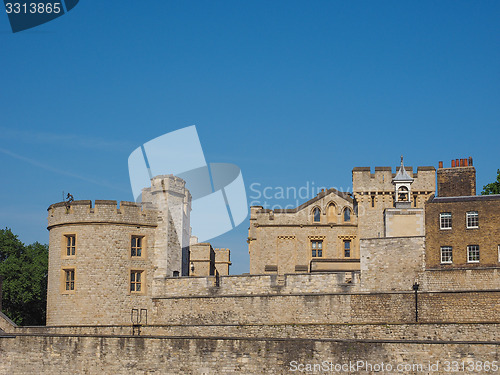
[150,174,190,197]
[352,165,436,193]
[47,200,159,229]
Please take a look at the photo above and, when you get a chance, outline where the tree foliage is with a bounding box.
[0,228,48,326]
[481,169,500,195]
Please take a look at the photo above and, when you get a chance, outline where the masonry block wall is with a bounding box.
[1,335,498,375]
[189,243,215,276]
[153,273,360,298]
[360,236,425,292]
[214,248,231,275]
[148,290,500,325]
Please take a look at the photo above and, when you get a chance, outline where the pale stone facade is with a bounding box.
[189,243,215,277]
[248,189,359,274]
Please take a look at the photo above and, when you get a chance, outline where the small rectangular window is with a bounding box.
[65,269,75,291]
[440,246,452,264]
[344,240,351,258]
[439,213,452,230]
[131,235,143,257]
[65,235,76,256]
[467,245,480,263]
[371,195,375,208]
[311,240,323,258]
[130,270,143,292]
[466,211,479,229]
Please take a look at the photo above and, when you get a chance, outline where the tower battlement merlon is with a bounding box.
[352,165,436,193]
[149,174,191,197]
[47,200,159,229]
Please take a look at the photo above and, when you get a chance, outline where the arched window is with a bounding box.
[343,208,351,222]
[327,203,336,222]
[313,207,321,222]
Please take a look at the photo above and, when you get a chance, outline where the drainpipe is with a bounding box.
[412,282,419,322]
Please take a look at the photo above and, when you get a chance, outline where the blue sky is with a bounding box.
[1,1,499,274]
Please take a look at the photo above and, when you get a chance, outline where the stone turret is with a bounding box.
[141,175,192,278]
[46,175,192,326]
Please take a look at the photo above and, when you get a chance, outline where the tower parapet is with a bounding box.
[352,166,435,195]
[352,162,436,239]
[47,200,158,229]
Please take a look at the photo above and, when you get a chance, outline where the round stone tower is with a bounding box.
[46,175,192,326]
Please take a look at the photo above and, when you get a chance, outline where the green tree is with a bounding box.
[481,169,500,195]
[0,229,48,325]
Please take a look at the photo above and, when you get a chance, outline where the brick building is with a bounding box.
[426,158,500,269]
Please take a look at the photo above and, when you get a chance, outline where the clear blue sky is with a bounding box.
[1,1,499,274]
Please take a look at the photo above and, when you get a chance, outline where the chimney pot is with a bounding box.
[438,161,443,169]
[456,159,459,167]
[469,157,473,166]
[451,160,455,167]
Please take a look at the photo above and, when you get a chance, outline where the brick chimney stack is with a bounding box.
[437,157,476,197]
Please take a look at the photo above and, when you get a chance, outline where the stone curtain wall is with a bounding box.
[0,334,498,375]
[422,268,500,291]
[360,236,425,292]
[154,272,361,297]
[10,323,500,342]
[149,290,500,325]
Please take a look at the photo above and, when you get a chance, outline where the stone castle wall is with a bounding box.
[7,322,500,342]
[360,236,425,292]
[149,290,499,325]
[153,272,361,298]
[421,268,500,291]
[1,333,498,375]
